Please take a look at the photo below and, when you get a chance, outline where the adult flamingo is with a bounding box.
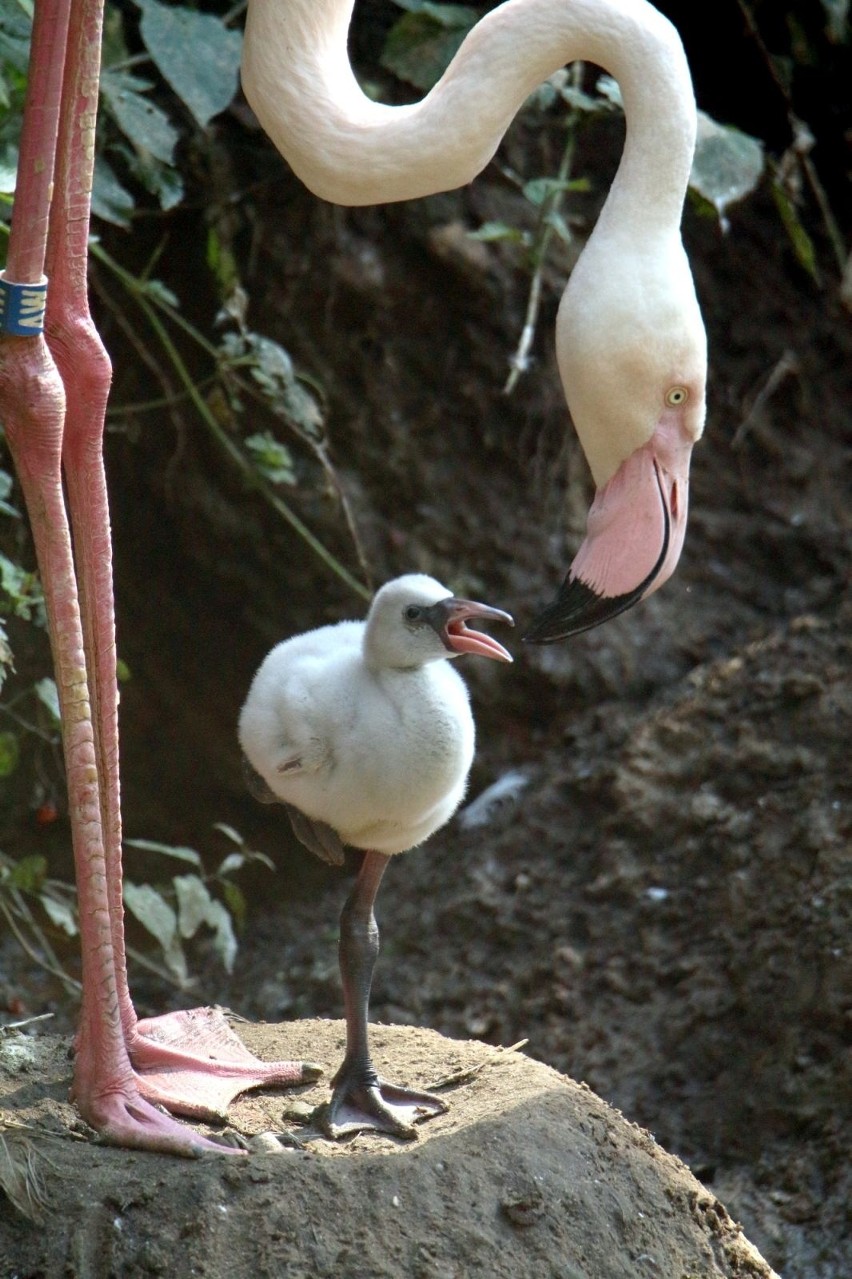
[241,0,707,639]
[0,0,319,1157]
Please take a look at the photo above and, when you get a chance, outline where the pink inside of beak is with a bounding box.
[445,618,513,663]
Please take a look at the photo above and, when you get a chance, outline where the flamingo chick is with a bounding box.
[238,575,513,1137]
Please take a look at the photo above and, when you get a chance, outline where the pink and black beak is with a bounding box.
[427,597,514,662]
[524,431,691,644]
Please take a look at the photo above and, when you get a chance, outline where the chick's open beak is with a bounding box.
[427,597,514,662]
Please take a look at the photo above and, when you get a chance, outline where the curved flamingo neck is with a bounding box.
[242,0,696,227]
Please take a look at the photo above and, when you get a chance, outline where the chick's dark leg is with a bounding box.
[318,850,447,1139]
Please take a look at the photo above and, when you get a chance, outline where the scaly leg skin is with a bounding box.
[314,851,447,1140]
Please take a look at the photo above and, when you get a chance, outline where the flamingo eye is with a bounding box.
[404,604,424,623]
[665,386,689,407]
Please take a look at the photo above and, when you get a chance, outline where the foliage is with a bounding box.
[380,0,843,371]
[0,0,27,193]
[382,0,480,90]
[91,0,241,220]
[0,0,371,605]
[688,113,765,229]
[0,849,82,996]
[122,825,273,984]
[135,0,242,128]
[0,824,271,996]
[378,9,771,387]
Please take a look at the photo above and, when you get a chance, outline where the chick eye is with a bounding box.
[665,386,689,407]
[404,604,424,623]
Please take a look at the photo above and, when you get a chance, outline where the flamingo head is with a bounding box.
[524,231,706,643]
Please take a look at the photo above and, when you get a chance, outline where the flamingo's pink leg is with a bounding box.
[48,0,315,1122]
[1,0,317,1152]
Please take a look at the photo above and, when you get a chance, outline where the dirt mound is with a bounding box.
[0,1020,778,1278]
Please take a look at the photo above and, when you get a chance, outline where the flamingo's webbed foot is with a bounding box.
[129,1006,322,1120]
[72,1085,245,1158]
[315,1060,447,1140]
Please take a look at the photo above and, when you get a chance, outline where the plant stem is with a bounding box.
[504,107,578,393]
[91,243,371,600]
[736,0,846,278]
[0,898,81,996]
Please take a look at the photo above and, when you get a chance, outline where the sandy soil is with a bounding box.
[0,1021,778,1277]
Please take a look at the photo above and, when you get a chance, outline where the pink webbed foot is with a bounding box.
[71,1036,245,1157]
[74,1086,244,1158]
[129,1007,322,1120]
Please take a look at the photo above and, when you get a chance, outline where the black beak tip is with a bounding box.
[526,459,673,643]
[522,577,643,644]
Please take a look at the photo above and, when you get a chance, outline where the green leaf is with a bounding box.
[690,112,764,227]
[206,227,240,299]
[0,6,32,76]
[40,893,79,937]
[771,179,820,284]
[0,553,44,622]
[173,873,213,940]
[820,0,849,42]
[7,854,47,892]
[140,277,180,308]
[124,144,184,211]
[34,677,60,725]
[125,838,203,866]
[92,156,136,227]
[245,432,297,486]
[216,852,246,878]
[0,466,20,516]
[0,142,18,196]
[0,730,19,777]
[223,331,325,441]
[558,75,621,115]
[123,880,177,941]
[522,176,588,207]
[174,874,238,972]
[468,221,529,246]
[543,208,574,246]
[595,75,623,109]
[123,880,187,982]
[203,897,238,973]
[381,5,479,92]
[216,842,275,875]
[136,0,243,128]
[100,68,178,165]
[220,880,246,935]
[213,822,245,847]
